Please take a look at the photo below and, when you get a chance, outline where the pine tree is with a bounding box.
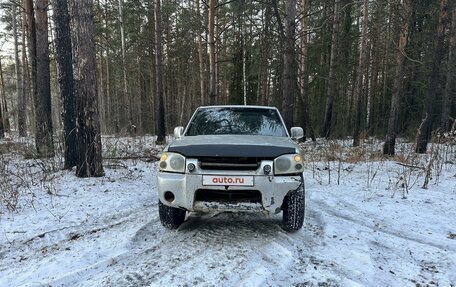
[53,0,77,168]
[72,0,104,177]
[35,0,54,157]
[416,0,449,153]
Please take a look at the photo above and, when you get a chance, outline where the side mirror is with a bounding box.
[290,127,304,140]
[174,126,184,138]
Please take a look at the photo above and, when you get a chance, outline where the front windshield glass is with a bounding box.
[185,107,288,137]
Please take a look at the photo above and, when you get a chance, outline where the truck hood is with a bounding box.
[167,135,298,158]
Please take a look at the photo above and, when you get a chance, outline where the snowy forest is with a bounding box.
[0,0,454,157]
[0,0,455,286]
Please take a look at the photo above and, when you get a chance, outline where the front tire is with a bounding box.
[281,185,305,232]
[159,201,186,229]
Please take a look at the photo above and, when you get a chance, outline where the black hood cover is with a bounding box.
[167,135,297,158]
[168,144,295,158]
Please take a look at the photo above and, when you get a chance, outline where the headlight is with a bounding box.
[159,152,186,173]
[274,154,304,175]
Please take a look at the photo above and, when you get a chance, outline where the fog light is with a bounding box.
[295,163,303,170]
[159,161,167,169]
[263,164,272,174]
[187,163,195,172]
[164,191,175,203]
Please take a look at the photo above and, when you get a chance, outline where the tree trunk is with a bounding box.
[150,46,157,135]
[383,0,412,155]
[322,0,341,139]
[0,103,3,139]
[415,0,449,153]
[35,0,54,157]
[367,0,383,135]
[165,26,173,131]
[149,6,157,136]
[441,4,456,133]
[25,0,38,136]
[208,0,217,105]
[136,56,143,134]
[53,0,78,168]
[242,12,247,105]
[12,4,26,137]
[48,14,61,133]
[155,0,166,144]
[21,2,30,134]
[118,0,132,134]
[98,44,105,133]
[282,0,297,130]
[0,57,4,138]
[102,0,113,134]
[380,2,392,133]
[353,0,369,147]
[257,4,272,106]
[72,0,104,177]
[196,0,206,106]
[299,0,315,141]
[0,58,11,133]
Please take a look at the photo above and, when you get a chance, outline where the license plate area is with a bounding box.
[202,175,254,186]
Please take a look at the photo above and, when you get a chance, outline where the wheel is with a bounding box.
[281,184,305,232]
[159,201,186,229]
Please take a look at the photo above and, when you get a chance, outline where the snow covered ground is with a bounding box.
[0,136,455,286]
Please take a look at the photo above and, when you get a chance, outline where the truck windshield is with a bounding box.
[185,107,288,137]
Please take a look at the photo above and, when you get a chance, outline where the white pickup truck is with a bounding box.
[157,105,305,231]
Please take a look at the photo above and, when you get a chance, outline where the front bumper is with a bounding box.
[157,166,303,214]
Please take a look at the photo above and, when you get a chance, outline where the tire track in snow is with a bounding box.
[90,210,322,286]
[313,199,456,252]
[111,213,282,286]
[4,202,324,286]
[308,196,456,286]
[367,232,456,286]
[0,204,156,286]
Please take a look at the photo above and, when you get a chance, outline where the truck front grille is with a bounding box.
[198,157,261,170]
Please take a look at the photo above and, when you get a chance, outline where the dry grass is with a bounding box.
[301,136,455,197]
[0,140,30,156]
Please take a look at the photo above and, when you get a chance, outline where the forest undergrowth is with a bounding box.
[0,135,160,214]
[301,133,455,200]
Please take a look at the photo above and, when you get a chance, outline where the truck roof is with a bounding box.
[197,105,278,110]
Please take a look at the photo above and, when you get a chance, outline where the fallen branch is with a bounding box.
[395,162,425,170]
[103,155,160,162]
